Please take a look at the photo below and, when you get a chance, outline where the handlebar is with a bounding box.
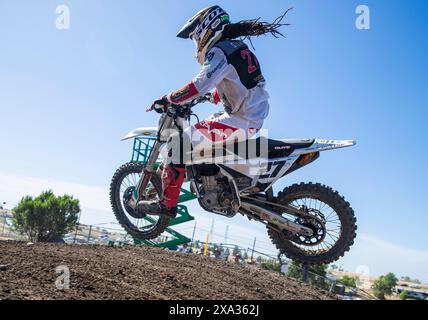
[146,93,212,115]
[167,94,212,119]
[154,94,211,142]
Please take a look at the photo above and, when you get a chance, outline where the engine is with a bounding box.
[198,174,236,217]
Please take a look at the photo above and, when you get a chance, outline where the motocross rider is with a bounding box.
[139,5,288,218]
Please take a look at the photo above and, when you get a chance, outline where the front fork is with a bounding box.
[128,116,173,209]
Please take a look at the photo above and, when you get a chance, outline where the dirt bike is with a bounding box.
[110,95,357,264]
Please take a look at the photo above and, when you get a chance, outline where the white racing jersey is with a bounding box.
[167,40,270,130]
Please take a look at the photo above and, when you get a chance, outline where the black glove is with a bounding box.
[151,96,170,114]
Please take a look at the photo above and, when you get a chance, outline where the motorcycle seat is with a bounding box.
[227,137,315,159]
[264,138,315,158]
[270,138,315,149]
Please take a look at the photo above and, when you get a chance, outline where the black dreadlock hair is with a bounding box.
[221,8,293,49]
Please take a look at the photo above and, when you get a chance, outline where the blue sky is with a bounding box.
[0,1,427,281]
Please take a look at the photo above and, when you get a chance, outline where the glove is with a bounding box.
[149,96,170,114]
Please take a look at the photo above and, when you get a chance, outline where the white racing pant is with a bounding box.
[163,112,260,166]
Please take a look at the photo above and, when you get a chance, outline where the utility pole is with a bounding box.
[1,213,5,237]
[251,237,257,261]
[87,225,92,243]
[224,225,229,243]
[1,216,5,236]
[73,212,81,244]
[209,219,215,243]
[1,202,7,236]
[73,224,79,244]
[191,221,197,242]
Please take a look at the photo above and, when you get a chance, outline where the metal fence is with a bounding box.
[280,261,377,300]
[0,210,27,241]
[66,223,131,245]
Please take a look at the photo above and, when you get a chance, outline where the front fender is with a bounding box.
[121,127,158,141]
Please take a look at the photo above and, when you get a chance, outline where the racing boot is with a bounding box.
[137,164,185,219]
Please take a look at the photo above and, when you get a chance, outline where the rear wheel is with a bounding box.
[110,162,170,240]
[267,183,357,265]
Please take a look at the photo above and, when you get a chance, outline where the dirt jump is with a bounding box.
[0,241,333,300]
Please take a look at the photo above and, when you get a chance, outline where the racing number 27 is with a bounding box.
[241,49,258,74]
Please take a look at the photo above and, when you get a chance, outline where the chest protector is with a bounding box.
[214,40,265,90]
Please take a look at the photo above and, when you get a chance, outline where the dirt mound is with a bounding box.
[0,241,333,300]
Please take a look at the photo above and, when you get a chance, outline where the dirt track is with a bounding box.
[0,241,333,300]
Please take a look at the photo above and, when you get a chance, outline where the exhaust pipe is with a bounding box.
[241,202,313,236]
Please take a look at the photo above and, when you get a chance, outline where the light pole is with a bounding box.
[73,211,82,244]
[191,221,197,242]
[1,202,7,236]
[251,237,257,261]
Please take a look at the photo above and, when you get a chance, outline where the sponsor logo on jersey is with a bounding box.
[254,74,265,83]
[206,51,215,62]
[171,88,190,102]
[207,59,226,78]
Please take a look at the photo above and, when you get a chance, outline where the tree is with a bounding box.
[287,261,303,279]
[261,260,281,273]
[12,190,80,242]
[288,261,328,279]
[402,276,421,284]
[399,290,408,300]
[372,273,398,300]
[288,261,329,289]
[340,275,358,288]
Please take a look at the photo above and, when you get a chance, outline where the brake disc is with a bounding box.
[293,207,327,246]
[123,187,143,219]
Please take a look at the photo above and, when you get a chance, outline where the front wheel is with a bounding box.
[267,183,357,265]
[110,162,170,241]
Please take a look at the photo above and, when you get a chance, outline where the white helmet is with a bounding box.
[177,6,231,64]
